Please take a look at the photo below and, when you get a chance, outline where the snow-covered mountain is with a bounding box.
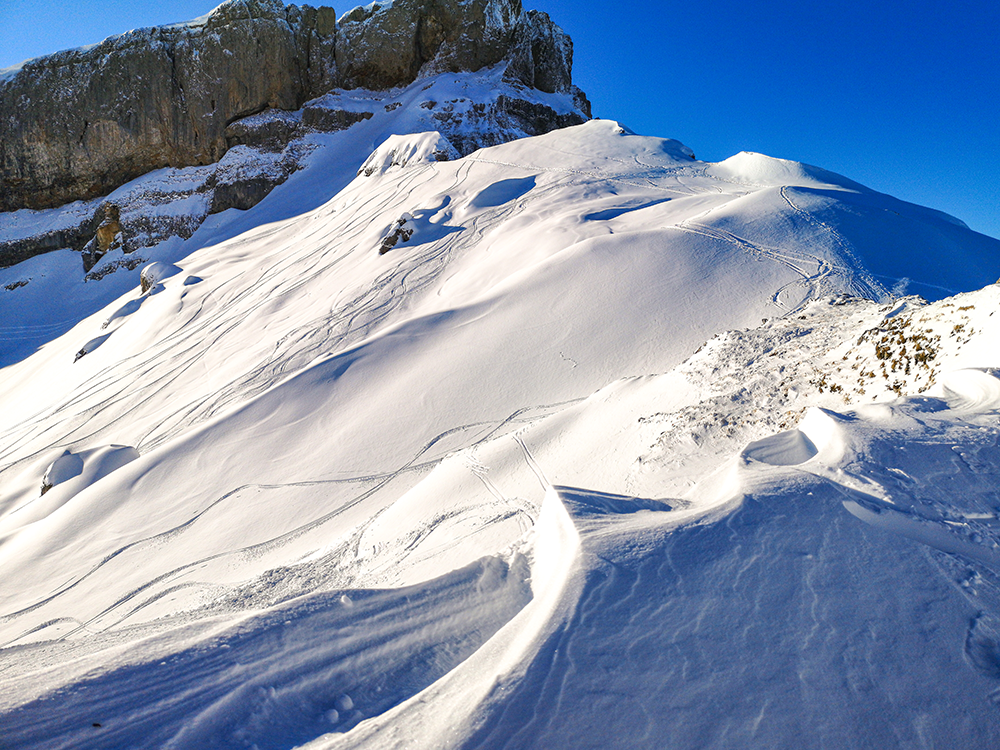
[3,5,1000,750]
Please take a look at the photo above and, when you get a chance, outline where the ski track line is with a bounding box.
[0,399,581,644]
[778,186,887,301]
[2,155,698,472]
[0,182,454,463]
[669,220,839,315]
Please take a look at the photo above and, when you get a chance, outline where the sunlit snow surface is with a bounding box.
[2,120,1000,748]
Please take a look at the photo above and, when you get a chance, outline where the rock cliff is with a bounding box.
[0,0,588,216]
[0,0,336,212]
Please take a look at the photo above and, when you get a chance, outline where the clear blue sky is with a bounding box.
[2,0,997,241]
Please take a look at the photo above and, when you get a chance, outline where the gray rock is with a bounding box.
[0,0,337,212]
[0,0,591,269]
[139,261,183,293]
[335,0,522,90]
[503,9,574,94]
[1,0,588,216]
[379,214,415,254]
[301,106,375,132]
[0,214,98,268]
[225,110,304,152]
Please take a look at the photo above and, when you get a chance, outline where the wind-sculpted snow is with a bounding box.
[2,555,533,749]
[2,121,1000,747]
[449,461,1000,749]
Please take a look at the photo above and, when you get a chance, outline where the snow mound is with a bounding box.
[1,445,139,541]
[358,132,460,177]
[741,428,818,465]
[41,450,84,492]
[928,368,1000,412]
[709,150,866,190]
[140,261,182,293]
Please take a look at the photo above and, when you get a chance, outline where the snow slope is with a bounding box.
[1,119,1000,748]
[0,63,584,368]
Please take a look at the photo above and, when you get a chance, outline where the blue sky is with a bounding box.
[2,0,997,241]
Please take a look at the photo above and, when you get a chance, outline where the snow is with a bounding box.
[0,66,592,370]
[0,199,102,244]
[2,102,1000,748]
[339,2,396,24]
[358,132,460,176]
[139,261,183,293]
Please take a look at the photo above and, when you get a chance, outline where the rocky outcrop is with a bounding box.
[0,214,98,268]
[503,9,574,95]
[0,0,337,213]
[335,0,522,90]
[206,145,300,213]
[379,214,415,254]
[0,0,588,216]
[81,203,125,270]
[0,0,591,274]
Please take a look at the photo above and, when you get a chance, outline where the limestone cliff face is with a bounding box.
[0,0,587,214]
[0,0,337,212]
[335,0,520,90]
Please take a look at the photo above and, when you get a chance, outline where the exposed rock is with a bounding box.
[359,132,461,177]
[225,110,304,152]
[495,95,589,139]
[301,106,375,132]
[81,203,131,270]
[1,0,591,270]
[81,206,126,271]
[41,450,84,495]
[421,93,588,157]
[0,0,338,213]
[0,213,98,268]
[1,0,588,216]
[140,261,183,294]
[379,214,415,254]
[94,204,124,254]
[208,145,299,214]
[335,0,522,90]
[85,255,147,282]
[503,9,573,94]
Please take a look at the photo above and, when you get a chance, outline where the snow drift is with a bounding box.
[1,115,1000,748]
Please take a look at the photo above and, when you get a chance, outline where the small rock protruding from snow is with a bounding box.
[140,261,182,294]
[379,213,414,254]
[359,132,459,178]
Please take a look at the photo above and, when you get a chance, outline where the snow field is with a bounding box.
[1,118,1000,747]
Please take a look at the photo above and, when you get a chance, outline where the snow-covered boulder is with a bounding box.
[139,261,182,294]
[359,132,461,177]
[40,450,84,495]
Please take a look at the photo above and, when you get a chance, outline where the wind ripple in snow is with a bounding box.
[0,555,531,750]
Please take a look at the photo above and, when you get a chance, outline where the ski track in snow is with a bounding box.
[0,397,575,645]
[670,219,836,315]
[2,119,1000,748]
[778,185,888,301]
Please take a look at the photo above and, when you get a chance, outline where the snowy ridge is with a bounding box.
[1,118,1000,747]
